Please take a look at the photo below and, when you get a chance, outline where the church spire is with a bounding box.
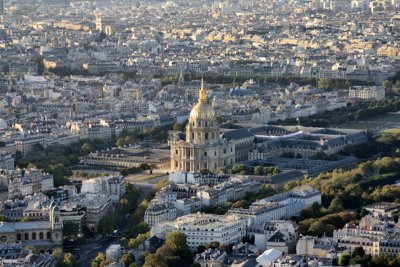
[199,79,207,103]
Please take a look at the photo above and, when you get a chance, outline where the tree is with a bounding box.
[196,245,207,254]
[173,122,184,132]
[308,221,325,237]
[383,80,392,90]
[97,216,114,236]
[253,166,263,175]
[165,231,188,252]
[317,78,333,90]
[91,252,106,267]
[143,253,167,267]
[62,253,74,267]
[284,181,300,191]
[81,143,92,154]
[338,254,351,266]
[63,221,79,237]
[128,232,149,248]
[352,246,365,257]
[132,222,150,235]
[120,253,135,267]
[232,164,246,174]
[21,217,36,222]
[139,252,150,265]
[217,166,228,174]
[52,248,63,261]
[328,197,344,212]
[315,151,328,160]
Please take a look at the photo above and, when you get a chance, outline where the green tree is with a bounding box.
[317,78,333,90]
[165,231,188,252]
[338,254,351,266]
[63,221,79,237]
[139,252,150,265]
[128,232,150,248]
[383,80,392,90]
[132,222,150,235]
[91,252,106,267]
[196,245,207,254]
[232,164,246,174]
[0,215,9,222]
[21,217,36,222]
[81,143,92,154]
[217,166,228,174]
[173,122,184,131]
[52,248,63,261]
[328,197,344,212]
[352,246,365,257]
[97,216,114,236]
[315,151,328,160]
[253,165,263,175]
[284,181,300,191]
[120,253,135,267]
[62,252,74,267]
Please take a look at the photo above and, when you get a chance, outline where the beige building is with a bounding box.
[348,86,385,100]
[170,81,235,172]
[0,202,63,251]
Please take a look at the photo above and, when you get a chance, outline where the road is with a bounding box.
[76,181,155,267]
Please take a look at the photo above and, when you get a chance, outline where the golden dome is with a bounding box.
[189,79,216,121]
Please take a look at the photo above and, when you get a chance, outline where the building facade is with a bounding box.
[0,202,63,251]
[169,81,235,172]
[151,213,248,251]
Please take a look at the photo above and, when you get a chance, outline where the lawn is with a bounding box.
[126,173,165,182]
[384,128,400,134]
[336,113,400,130]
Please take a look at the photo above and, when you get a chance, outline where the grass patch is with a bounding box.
[384,128,400,134]
[336,113,400,129]
[127,173,165,182]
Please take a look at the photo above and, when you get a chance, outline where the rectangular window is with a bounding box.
[205,133,208,140]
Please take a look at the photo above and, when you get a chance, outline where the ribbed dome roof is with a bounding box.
[190,102,215,121]
[189,79,216,121]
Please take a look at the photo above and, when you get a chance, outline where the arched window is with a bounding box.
[39,232,44,240]
[46,232,51,239]
[24,233,29,240]
[32,233,36,240]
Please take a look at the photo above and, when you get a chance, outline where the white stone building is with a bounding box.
[251,186,322,218]
[348,86,385,100]
[144,202,177,226]
[81,175,125,203]
[72,193,112,232]
[151,213,249,251]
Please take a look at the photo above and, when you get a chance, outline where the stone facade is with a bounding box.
[170,81,235,172]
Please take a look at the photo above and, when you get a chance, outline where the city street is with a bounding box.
[75,181,154,266]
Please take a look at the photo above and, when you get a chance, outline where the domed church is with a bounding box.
[170,80,235,172]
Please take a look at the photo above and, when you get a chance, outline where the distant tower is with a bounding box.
[49,201,63,247]
[178,69,185,86]
[50,202,62,230]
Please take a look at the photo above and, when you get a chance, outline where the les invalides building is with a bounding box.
[169,81,235,172]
